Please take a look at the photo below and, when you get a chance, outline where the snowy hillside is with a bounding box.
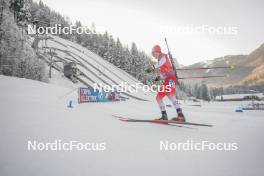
[181,43,264,86]
[1,75,264,176]
[36,35,153,101]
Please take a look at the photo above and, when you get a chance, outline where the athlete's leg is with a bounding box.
[156,91,167,120]
[166,75,186,121]
[156,91,166,111]
[168,93,183,115]
[168,93,185,121]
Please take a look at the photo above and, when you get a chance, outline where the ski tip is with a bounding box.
[112,115,130,121]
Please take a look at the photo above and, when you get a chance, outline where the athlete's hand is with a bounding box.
[145,65,155,73]
[154,76,160,82]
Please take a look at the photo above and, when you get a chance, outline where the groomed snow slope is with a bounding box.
[1,75,264,176]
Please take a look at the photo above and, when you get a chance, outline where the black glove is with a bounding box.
[154,76,160,82]
[145,65,155,73]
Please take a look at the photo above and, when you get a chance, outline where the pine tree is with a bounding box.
[199,83,210,101]
[24,0,156,84]
[0,0,46,81]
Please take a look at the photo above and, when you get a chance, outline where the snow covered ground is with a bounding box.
[1,75,264,176]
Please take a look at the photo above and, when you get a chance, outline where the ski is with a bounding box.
[113,115,213,127]
[178,74,229,80]
[113,115,194,129]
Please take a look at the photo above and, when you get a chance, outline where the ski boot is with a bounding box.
[171,109,186,122]
[155,111,168,120]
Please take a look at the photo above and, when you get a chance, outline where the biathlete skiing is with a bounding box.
[146,45,186,122]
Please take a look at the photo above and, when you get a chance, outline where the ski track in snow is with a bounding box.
[0,75,264,176]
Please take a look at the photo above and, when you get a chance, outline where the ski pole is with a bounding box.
[176,65,235,71]
[178,74,229,79]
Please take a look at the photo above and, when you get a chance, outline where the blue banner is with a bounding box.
[79,87,119,103]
